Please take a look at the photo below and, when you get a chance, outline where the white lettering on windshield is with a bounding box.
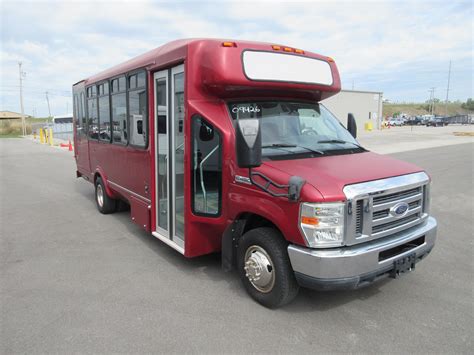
[232,105,261,114]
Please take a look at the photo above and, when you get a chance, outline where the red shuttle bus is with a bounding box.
[73,39,437,307]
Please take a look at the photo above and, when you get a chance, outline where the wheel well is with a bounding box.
[221,212,286,272]
[93,172,101,184]
[239,212,281,235]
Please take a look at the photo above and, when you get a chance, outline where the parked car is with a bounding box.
[426,117,446,127]
[387,117,404,126]
[406,116,423,125]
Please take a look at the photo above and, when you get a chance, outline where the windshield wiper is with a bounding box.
[317,139,366,150]
[262,143,324,155]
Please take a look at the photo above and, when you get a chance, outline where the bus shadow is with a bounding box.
[119,211,389,312]
[74,177,389,312]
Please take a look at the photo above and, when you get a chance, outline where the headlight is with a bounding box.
[299,202,345,248]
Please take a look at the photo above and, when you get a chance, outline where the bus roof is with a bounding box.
[77,38,341,101]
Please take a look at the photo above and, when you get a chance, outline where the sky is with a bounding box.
[1,0,472,117]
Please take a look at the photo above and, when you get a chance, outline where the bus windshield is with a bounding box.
[228,101,364,159]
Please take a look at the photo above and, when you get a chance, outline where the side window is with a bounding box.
[128,71,147,147]
[80,92,86,136]
[98,82,111,142]
[111,75,127,144]
[192,116,221,216]
[73,94,80,132]
[156,80,166,134]
[87,86,98,139]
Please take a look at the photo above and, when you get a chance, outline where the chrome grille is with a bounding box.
[372,213,421,234]
[355,200,363,235]
[372,187,421,205]
[343,172,430,246]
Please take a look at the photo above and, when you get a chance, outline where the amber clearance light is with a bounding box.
[222,42,237,47]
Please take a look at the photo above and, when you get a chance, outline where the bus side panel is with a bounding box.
[89,142,151,204]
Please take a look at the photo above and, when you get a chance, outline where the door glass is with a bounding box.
[173,72,185,240]
[156,78,168,233]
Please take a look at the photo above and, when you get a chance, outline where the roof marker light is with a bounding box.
[295,49,305,54]
[222,42,237,47]
[327,56,335,62]
[283,47,294,52]
[272,45,281,50]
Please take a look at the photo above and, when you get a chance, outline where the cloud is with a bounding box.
[0,0,472,115]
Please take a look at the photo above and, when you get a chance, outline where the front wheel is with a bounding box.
[237,227,299,308]
[95,177,117,214]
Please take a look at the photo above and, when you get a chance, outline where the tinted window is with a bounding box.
[118,77,126,92]
[137,72,146,88]
[98,95,111,142]
[192,116,221,216]
[87,98,98,139]
[112,79,119,93]
[156,80,166,134]
[111,93,127,144]
[129,74,137,89]
[128,87,147,147]
[80,92,86,135]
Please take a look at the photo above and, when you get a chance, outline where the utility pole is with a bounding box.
[45,91,51,120]
[445,60,451,116]
[18,62,26,136]
[428,87,435,115]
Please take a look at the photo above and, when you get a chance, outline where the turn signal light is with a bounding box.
[301,216,319,225]
[222,42,237,47]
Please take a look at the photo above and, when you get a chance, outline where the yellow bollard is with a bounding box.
[364,122,373,131]
[49,128,54,146]
[39,128,45,143]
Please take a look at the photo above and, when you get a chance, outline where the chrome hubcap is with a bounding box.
[97,184,104,207]
[244,245,275,293]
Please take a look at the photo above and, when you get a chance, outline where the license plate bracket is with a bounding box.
[390,253,416,278]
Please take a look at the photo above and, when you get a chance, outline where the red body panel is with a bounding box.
[73,38,422,258]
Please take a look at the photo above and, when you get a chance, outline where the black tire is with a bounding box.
[237,227,299,308]
[95,177,117,214]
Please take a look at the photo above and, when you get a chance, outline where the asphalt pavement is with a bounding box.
[1,139,472,353]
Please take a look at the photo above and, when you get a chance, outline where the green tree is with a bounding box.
[461,98,474,111]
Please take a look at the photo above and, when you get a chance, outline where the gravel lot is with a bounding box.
[1,137,472,354]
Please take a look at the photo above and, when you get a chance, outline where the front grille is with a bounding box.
[355,200,363,235]
[372,213,420,234]
[346,178,428,245]
[373,187,422,205]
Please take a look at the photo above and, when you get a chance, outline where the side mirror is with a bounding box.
[347,113,357,138]
[235,118,262,168]
[199,121,214,141]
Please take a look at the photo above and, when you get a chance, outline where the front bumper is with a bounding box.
[288,217,437,291]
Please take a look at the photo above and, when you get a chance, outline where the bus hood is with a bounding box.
[262,151,424,202]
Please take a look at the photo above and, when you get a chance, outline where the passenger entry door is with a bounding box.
[153,65,185,252]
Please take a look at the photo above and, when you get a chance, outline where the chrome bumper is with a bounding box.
[288,216,437,290]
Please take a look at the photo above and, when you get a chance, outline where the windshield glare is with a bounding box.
[228,101,361,158]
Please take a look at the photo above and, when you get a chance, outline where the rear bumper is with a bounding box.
[288,217,437,291]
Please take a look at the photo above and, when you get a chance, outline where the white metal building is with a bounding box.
[322,89,383,130]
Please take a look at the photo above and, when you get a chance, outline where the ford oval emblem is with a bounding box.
[390,202,409,218]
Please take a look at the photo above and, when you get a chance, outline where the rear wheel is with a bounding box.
[95,177,117,214]
[237,227,299,308]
